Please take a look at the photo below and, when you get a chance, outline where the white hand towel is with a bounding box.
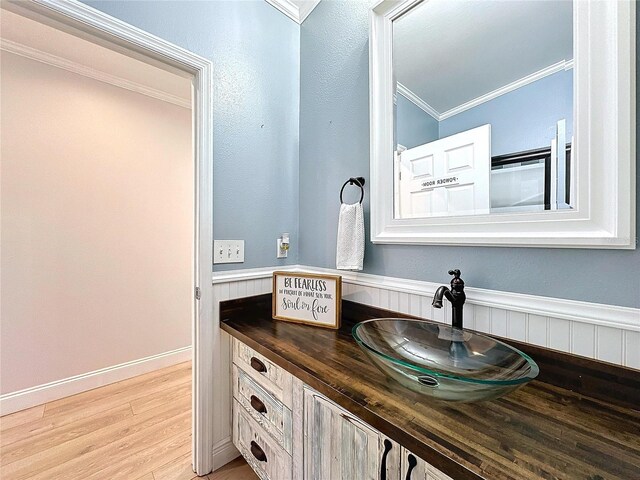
[336,202,365,271]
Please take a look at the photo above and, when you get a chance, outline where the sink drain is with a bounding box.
[417,375,439,387]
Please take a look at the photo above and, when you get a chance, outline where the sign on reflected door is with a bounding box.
[395,124,491,218]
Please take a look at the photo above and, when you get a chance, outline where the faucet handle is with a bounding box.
[448,269,464,290]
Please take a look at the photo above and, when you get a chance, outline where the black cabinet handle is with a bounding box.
[250,357,267,373]
[250,441,267,462]
[250,395,267,414]
[380,439,393,480]
[405,454,417,480]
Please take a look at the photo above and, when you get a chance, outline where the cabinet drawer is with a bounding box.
[233,399,292,480]
[233,364,293,454]
[233,338,292,407]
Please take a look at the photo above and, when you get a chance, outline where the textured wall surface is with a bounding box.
[396,93,439,149]
[299,0,371,278]
[85,0,300,271]
[299,0,640,308]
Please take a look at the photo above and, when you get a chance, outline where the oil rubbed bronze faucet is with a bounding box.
[432,269,466,330]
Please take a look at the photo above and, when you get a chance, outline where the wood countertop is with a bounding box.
[220,294,640,480]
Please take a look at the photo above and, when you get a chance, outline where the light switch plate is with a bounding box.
[213,240,244,264]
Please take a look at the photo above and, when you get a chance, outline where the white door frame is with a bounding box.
[2,0,215,475]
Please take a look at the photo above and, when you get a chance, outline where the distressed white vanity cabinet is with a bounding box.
[231,339,294,480]
[231,338,450,480]
[303,385,400,480]
[401,448,454,480]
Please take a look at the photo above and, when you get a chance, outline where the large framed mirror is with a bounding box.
[369,0,635,248]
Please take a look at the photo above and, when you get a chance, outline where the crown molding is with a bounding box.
[396,82,440,120]
[265,0,321,24]
[0,38,191,109]
[439,59,574,120]
[398,59,574,122]
[297,0,321,23]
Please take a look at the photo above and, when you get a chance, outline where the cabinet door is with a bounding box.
[303,386,399,480]
[401,447,453,480]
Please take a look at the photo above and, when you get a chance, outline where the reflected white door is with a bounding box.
[397,124,491,218]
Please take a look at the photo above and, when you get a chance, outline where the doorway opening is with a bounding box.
[1,1,213,476]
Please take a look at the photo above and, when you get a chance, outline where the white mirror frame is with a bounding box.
[370,0,636,248]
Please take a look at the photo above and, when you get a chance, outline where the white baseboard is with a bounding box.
[0,346,192,416]
[212,436,240,471]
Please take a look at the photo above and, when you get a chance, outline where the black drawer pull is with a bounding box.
[380,439,393,480]
[250,357,267,373]
[250,440,267,462]
[250,395,267,414]
[405,454,417,480]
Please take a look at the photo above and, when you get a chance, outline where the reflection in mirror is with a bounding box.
[392,0,573,219]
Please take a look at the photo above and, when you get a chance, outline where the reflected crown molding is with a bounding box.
[399,59,574,122]
[265,0,321,24]
[439,59,574,120]
[397,82,440,120]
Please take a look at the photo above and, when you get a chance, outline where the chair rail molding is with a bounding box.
[2,0,214,474]
[212,265,640,356]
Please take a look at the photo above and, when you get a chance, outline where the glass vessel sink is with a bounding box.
[353,318,539,402]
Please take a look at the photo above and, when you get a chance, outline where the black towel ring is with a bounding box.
[340,177,365,204]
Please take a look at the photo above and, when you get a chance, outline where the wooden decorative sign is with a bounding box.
[272,272,342,329]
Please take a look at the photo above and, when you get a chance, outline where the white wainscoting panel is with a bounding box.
[344,282,639,369]
[596,326,623,365]
[571,322,596,359]
[527,314,549,347]
[211,265,640,468]
[624,331,640,369]
[213,266,639,367]
[548,318,571,352]
[507,311,527,342]
[323,267,639,369]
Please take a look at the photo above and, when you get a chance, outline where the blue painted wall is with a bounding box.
[439,70,573,156]
[85,0,300,271]
[299,0,640,308]
[396,93,439,149]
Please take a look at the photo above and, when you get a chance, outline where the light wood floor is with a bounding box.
[0,361,257,480]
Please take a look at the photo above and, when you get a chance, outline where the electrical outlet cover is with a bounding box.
[277,238,288,259]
